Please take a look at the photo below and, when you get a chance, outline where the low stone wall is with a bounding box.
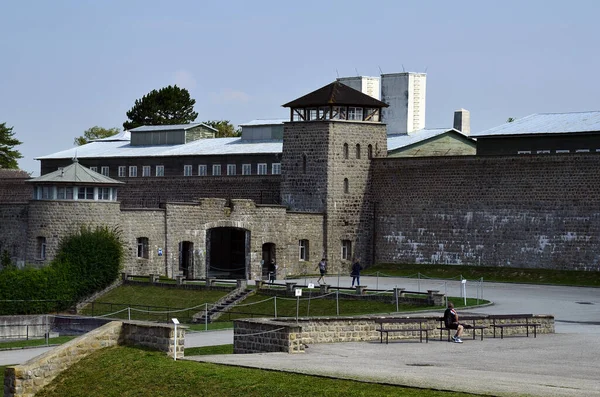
[4,320,185,397]
[233,314,555,354]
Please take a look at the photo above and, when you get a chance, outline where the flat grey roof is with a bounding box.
[472,111,600,137]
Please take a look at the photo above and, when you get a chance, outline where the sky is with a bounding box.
[1,0,599,175]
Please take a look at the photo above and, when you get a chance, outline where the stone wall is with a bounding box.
[3,320,185,397]
[371,154,600,270]
[0,205,28,267]
[234,314,555,354]
[0,316,48,341]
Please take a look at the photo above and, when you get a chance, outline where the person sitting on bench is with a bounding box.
[444,302,464,343]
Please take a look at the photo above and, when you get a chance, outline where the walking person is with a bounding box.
[443,302,464,343]
[351,257,362,287]
[316,258,327,284]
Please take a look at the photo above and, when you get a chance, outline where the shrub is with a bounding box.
[0,226,124,315]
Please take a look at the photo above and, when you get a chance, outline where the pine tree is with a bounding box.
[0,122,23,169]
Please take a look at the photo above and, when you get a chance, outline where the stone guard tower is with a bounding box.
[281,81,388,270]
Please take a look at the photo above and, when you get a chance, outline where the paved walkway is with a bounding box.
[186,276,600,397]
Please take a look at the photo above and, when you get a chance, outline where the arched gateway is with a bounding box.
[206,227,250,279]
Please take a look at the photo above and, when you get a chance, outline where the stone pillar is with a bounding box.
[433,293,445,306]
[393,288,405,300]
[176,275,184,285]
[121,272,128,281]
[206,277,215,287]
[286,282,297,294]
[319,284,330,294]
[255,280,265,289]
[355,285,368,295]
[427,290,440,305]
[237,279,248,290]
[150,274,159,283]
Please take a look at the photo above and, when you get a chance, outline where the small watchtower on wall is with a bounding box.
[281,81,388,267]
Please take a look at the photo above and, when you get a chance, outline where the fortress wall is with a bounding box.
[371,154,600,270]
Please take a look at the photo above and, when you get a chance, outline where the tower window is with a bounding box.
[299,239,309,261]
[341,240,352,260]
[37,236,46,260]
[356,144,361,159]
[343,143,349,159]
[344,178,349,194]
[368,144,373,159]
[302,154,307,173]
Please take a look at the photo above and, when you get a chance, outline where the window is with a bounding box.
[242,164,252,175]
[41,186,52,199]
[356,144,361,159]
[198,165,207,176]
[77,187,94,200]
[536,150,550,154]
[348,107,363,121]
[129,166,137,177]
[576,149,590,153]
[155,165,164,176]
[257,163,267,175]
[299,240,309,261]
[142,166,151,177]
[517,151,531,155]
[344,178,349,194]
[302,154,307,173]
[212,164,221,176]
[556,150,570,154]
[101,166,109,176]
[137,237,149,259]
[272,163,281,175]
[341,240,352,260]
[118,166,127,177]
[227,164,236,175]
[368,144,373,159]
[37,237,46,260]
[184,165,193,176]
[89,166,98,173]
[343,143,349,159]
[57,187,74,200]
[99,187,111,200]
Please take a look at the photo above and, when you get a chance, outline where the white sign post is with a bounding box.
[171,318,179,361]
[307,283,314,316]
[295,288,302,321]
[461,279,467,306]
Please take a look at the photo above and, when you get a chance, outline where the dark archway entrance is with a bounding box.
[207,227,249,279]
[261,243,276,280]
[179,241,194,279]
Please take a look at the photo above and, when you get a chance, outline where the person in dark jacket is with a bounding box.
[268,259,277,284]
[443,302,464,343]
[351,257,362,287]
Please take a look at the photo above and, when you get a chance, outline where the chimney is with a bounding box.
[453,109,470,135]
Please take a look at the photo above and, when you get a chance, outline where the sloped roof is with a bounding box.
[130,123,218,133]
[28,160,124,185]
[95,130,131,141]
[387,128,473,152]
[282,81,389,108]
[36,137,282,160]
[472,111,600,137]
[239,119,286,127]
[0,169,30,179]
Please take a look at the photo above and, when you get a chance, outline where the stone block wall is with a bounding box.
[3,320,185,397]
[0,205,28,267]
[121,208,167,276]
[234,314,555,354]
[371,154,600,270]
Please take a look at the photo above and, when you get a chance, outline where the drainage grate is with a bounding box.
[575,302,594,305]
[406,363,435,367]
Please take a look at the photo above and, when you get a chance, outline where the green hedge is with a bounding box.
[0,226,124,315]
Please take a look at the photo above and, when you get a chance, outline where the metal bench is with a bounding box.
[437,316,488,341]
[375,318,433,344]
[490,314,540,339]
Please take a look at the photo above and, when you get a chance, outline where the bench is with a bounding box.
[490,314,540,339]
[437,316,488,341]
[375,318,433,344]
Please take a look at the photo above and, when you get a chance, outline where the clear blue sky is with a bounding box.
[1,0,599,175]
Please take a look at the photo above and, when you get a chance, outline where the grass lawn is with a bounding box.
[363,263,600,287]
[185,344,233,356]
[35,346,480,397]
[0,336,76,349]
[78,285,229,323]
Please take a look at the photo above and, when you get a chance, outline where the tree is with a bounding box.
[123,85,198,130]
[507,117,515,123]
[0,122,23,169]
[74,126,121,146]
[203,120,242,138]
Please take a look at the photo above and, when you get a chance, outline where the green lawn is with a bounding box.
[35,346,480,397]
[78,285,229,323]
[363,263,600,287]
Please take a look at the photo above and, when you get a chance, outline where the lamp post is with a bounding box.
[172,318,179,361]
